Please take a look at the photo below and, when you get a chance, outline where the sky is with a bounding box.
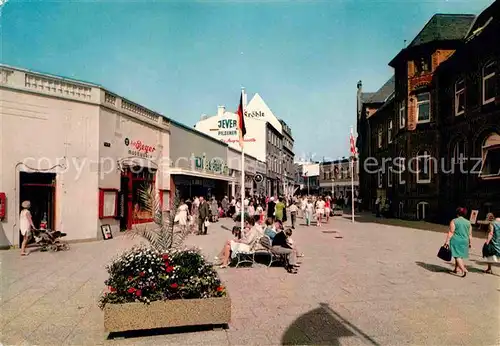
[0,0,493,161]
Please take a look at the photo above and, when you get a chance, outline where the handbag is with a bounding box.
[482,242,493,258]
[437,244,452,261]
[204,219,211,227]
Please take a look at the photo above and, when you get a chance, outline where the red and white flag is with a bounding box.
[349,128,357,157]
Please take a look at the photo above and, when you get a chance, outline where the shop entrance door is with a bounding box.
[121,167,156,230]
[19,172,56,245]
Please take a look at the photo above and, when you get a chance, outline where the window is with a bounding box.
[268,130,271,142]
[378,127,383,148]
[399,101,406,129]
[388,120,393,143]
[483,60,497,104]
[416,151,431,184]
[453,140,466,164]
[415,56,431,75]
[417,201,429,221]
[455,79,465,115]
[397,156,406,185]
[377,170,383,188]
[416,93,431,123]
[388,165,393,187]
[479,133,500,179]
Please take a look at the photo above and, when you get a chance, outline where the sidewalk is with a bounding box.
[1,216,498,345]
[341,211,488,238]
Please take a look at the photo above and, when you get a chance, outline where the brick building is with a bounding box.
[357,1,500,223]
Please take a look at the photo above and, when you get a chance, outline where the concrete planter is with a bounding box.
[104,296,231,333]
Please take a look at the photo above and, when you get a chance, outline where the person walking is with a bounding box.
[267,197,276,221]
[198,197,210,235]
[175,199,190,233]
[444,207,472,277]
[305,199,314,226]
[288,202,298,229]
[315,196,325,227]
[19,200,35,256]
[275,197,285,222]
[484,213,500,274]
[210,197,219,222]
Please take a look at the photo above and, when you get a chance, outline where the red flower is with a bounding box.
[135,289,142,297]
[166,266,174,273]
[162,254,169,261]
[216,286,224,292]
[170,283,178,289]
[128,276,133,281]
[109,286,116,293]
[127,287,136,293]
[139,271,145,277]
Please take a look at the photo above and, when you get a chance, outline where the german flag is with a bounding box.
[237,90,246,148]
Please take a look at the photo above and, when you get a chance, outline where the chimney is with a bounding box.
[217,105,225,117]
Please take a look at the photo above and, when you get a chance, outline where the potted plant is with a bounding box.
[99,187,230,333]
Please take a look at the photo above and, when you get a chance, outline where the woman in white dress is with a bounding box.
[19,200,35,256]
[176,200,189,231]
[315,197,325,227]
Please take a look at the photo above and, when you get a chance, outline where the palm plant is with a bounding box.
[128,184,189,253]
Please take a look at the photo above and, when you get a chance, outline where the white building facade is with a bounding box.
[195,92,293,196]
[0,65,171,247]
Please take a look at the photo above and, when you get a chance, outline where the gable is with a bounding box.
[245,93,283,134]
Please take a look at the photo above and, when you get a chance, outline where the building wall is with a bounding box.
[0,86,100,245]
[169,123,228,170]
[195,110,268,162]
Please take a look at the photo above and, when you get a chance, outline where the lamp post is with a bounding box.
[331,178,335,197]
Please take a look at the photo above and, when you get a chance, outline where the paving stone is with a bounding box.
[1,217,499,345]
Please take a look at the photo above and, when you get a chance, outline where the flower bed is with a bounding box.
[99,246,230,332]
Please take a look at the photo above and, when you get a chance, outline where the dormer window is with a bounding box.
[415,56,431,75]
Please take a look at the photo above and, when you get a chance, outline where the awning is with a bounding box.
[118,157,158,170]
[169,168,237,183]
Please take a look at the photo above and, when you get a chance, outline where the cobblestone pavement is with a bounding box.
[1,215,499,345]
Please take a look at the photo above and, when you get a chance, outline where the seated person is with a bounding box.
[254,215,264,236]
[272,228,298,274]
[231,226,242,239]
[264,217,277,240]
[216,217,260,268]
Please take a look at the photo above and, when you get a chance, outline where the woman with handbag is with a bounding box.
[483,213,500,274]
[444,207,472,277]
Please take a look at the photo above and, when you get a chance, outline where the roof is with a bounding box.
[389,14,475,66]
[361,92,375,103]
[365,76,395,104]
[409,14,475,47]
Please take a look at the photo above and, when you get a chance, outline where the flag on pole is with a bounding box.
[349,129,357,157]
[237,90,246,148]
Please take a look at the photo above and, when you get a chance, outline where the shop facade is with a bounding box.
[0,65,170,246]
[169,121,234,202]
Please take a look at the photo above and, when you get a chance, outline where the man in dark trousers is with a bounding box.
[198,196,210,235]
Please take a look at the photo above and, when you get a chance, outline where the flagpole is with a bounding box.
[240,88,246,232]
[350,126,355,223]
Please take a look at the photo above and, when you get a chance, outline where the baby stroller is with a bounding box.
[33,229,70,252]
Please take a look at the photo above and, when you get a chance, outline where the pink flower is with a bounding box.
[170,283,178,289]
